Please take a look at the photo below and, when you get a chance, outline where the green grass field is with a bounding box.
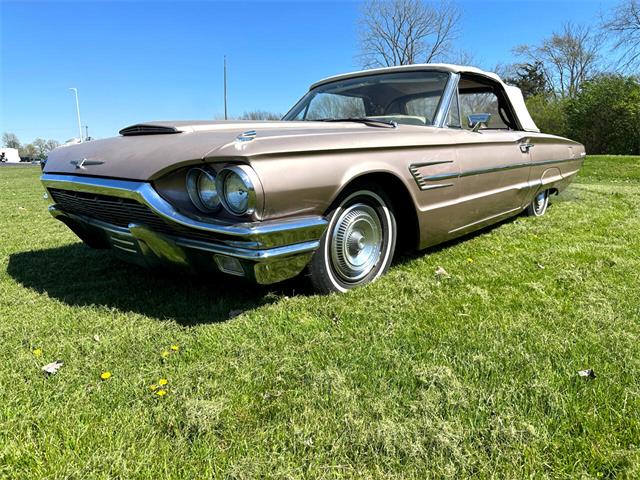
[1,156,638,479]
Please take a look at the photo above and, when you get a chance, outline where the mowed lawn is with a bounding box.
[0,156,638,479]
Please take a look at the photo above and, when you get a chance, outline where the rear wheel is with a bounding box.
[526,189,550,217]
[308,187,397,294]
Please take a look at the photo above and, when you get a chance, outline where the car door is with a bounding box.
[447,80,532,234]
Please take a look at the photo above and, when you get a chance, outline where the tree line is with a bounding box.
[1,132,60,161]
[3,1,638,155]
[213,0,640,154]
[358,0,640,155]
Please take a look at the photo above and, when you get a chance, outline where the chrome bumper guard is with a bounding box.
[42,174,328,284]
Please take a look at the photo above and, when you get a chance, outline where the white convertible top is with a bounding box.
[310,64,540,133]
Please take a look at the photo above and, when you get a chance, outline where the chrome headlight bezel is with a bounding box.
[216,165,259,216]
[186,167,221,213]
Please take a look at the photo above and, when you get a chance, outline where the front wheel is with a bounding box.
[526,189,550,217]
[308,187,397,294]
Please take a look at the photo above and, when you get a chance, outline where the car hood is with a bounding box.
[43,120,456,181]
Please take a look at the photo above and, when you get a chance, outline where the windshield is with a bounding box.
[283,71,450,127]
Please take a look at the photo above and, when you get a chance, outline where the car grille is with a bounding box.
[48,188,226,242]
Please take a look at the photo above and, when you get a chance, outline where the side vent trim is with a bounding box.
[409,160,455,191]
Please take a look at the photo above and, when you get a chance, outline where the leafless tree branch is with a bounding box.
[602,0,640,72]
[514,23,601,98]
[358,0,461,68]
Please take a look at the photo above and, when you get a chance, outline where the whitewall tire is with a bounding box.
[308,187,397,294]
[526,189,550,217]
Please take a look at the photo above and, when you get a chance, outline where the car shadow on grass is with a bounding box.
[7,243,311,326]
[7,209,541,324]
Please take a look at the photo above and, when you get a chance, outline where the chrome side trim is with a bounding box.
[422,183,454,191]
[460,162,530,177]
[412,157,581,191]
[411,160,455,168]
[421,157,581,183]
[461,157,581,178]
[41,173,327,249]
[422,172,459,182]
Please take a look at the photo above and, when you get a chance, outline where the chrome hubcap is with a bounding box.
[331,203,383,282]
[534,191,548,215]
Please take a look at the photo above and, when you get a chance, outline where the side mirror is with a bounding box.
[468,113,492,132]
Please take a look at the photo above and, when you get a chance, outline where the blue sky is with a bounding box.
[1,0,616,142]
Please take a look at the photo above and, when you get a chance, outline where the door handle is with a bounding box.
[519,143,534,153]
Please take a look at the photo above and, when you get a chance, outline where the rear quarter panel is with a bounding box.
[528,134,585,196]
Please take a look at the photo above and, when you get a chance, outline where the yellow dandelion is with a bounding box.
[170,345,179,352]
[149,384,158,391]
[158,378,168,386]
[467,257,474,263]
[156,389,167,397]
[100,371,112,381]
[161,350,170,358]
[33,348,43,357]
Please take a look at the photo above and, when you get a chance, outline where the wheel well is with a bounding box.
[331,172,420,252]
[548,188,559,196]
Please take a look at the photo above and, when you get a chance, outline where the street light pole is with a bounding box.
[69,88,83,142]
[223,56,228,120]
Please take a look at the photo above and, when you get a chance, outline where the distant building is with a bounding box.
[0,148,21,163]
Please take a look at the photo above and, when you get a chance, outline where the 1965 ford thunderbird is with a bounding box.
[41,64,585,293]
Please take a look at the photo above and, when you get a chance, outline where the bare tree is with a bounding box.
[238,110,282,120]
[32,138,60,160]
[19,143,38,160]
[602,0,640,72]
[448,49,478,67]
[514,23,601,98]
[2,132,21,149]
[358,0,460,68]
[46,139,61,152]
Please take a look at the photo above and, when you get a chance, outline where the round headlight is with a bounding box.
[186,168,220,212]
[216,166,257,216]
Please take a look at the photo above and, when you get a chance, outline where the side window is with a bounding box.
[405,96,440,124]
[459,91,508,130]
[304,93,365,120]
[446,92,461,128]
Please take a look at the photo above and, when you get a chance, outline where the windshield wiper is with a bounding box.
[316,117,397,128]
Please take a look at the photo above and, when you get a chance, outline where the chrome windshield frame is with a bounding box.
[433,73,460,128]
[283,70,456,125]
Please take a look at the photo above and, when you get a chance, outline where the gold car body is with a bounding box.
[41,64,585,284]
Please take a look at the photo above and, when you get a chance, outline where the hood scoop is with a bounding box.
[119,124,182,136]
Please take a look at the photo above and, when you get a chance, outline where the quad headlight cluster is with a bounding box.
[185,165,258,216]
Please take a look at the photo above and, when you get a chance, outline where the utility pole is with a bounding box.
[223,56,228,120]
[69,88,83,142]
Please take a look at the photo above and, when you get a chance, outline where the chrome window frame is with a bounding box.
[433,73,460,128]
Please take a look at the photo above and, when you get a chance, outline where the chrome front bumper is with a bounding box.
[41,174,328,284]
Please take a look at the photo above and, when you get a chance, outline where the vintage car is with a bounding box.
[41,64,585,293]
